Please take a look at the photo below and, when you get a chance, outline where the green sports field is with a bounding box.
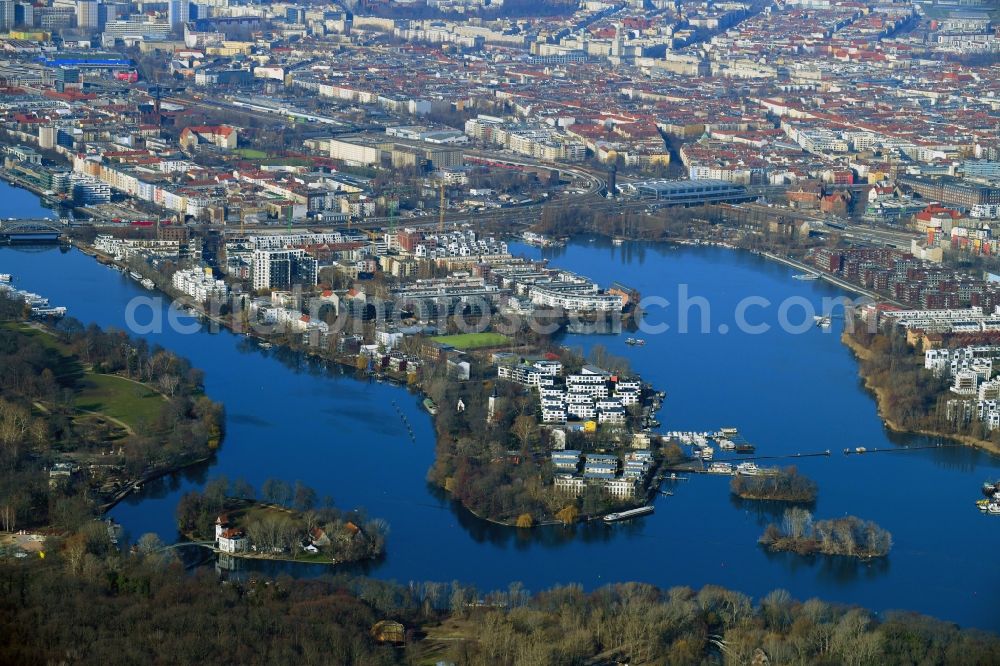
[431,332,511,350]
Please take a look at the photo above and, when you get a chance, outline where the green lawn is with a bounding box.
[235,148,269,159]
[74,373,164,430]
[431,332,511,350]
[1,322,82,381]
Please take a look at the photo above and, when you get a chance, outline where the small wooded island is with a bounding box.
[176,478,387,564]
[760,507,893,559]
[730,466,818,502]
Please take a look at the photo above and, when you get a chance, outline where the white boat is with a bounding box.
[31,306,67,317]
[814,315,832,328]
[612,238,624,245]
[699,446,714,459]
[140,278,155,290]
[793,273,819,280]
[718,438,736,450]
[736,462,760,476]
[0,274,11,283]
[129,271,142,281]
[708,462,734,474]
[603,505,654,522]
[988,503,1000,515]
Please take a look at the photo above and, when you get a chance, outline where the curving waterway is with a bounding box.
[2,181,999,630]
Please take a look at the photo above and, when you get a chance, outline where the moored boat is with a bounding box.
[603,505,654,522]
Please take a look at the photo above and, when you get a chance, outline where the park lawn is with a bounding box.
[235,148,269,159]
[431,332,511,350]
[1,322,82,381]
[74,373,164,431]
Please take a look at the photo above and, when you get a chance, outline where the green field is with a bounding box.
[2,323,82,380]
[234,148,269,159]
[74,373,164,430]
[431,332,511,350]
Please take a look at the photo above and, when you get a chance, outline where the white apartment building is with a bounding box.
[172,267,229,302]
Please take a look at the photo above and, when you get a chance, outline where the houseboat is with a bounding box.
[603,505,654,522]
[735,462,760,476]
[707,462,734,475]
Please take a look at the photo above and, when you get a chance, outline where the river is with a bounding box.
[2,181,998,630]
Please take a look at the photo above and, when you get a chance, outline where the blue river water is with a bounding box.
[2,182,999,630]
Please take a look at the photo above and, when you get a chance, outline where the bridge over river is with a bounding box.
[0,219,65,244]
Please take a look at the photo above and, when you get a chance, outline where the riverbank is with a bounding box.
[758,250,902,306]
[77,238,672,529]
[841,331,1000,456]
[99,455,213,513]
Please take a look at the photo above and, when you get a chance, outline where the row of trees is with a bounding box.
[3,545,996,665]
[761,507,893,559]
[849,329,958,436]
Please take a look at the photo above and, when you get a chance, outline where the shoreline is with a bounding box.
[14,319,222,515]
[66,234,996,538]
[100,455,214,513]
[840,331,1000,456]
[75,241,665,529]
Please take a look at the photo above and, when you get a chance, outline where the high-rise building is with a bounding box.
[75,0,99,30]
[35,6,75,30]
[13,1,32,26]
[0,0,15,31]
[168,0,188,32]
[252,249,318,291]
[102,17,170,40]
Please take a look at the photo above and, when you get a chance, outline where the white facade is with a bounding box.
[172,267,229,302]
